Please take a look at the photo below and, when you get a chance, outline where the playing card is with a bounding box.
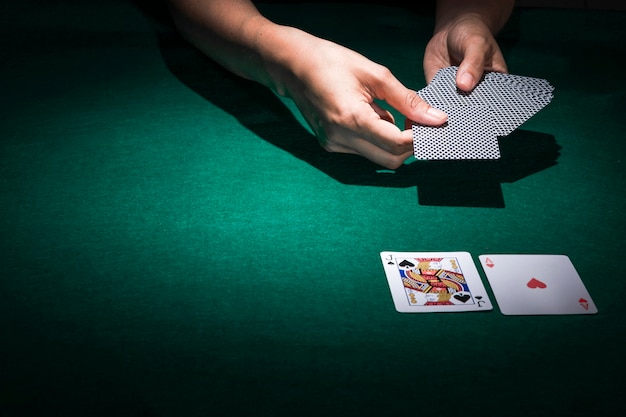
[380,251,492,313]
[413,66,554,160]
[485,72,554,95]
[479,254,597,315]
[412,105,500,160]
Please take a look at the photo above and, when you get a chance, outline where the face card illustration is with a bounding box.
[478,254,598,315]
[380,251,492,313]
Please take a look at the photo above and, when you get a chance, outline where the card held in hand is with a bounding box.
[412,66,554,160]
[380,251,492,313]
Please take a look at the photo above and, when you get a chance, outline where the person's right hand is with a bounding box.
[263,26,448,169]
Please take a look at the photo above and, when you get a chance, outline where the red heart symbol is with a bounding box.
[527,278,547,289]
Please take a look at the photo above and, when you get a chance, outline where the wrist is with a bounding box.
[435,0,514,35]
[253,24,316,98]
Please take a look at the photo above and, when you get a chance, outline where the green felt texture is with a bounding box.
[1,1,625,416]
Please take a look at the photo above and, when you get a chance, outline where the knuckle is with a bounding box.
[318,128,344,154]
[388,141,408,156]
[369,64,394,84]
[322,141,341,153]
[406,92,428,112]
[384,157,405,170]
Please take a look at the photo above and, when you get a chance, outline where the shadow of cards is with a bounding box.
[414,130,561,208]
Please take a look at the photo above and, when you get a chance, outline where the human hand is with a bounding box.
[265,27,447,169]
[423,15,508,91]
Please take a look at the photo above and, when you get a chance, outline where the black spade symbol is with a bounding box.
[454,293,471,303]
[399,260,415,268]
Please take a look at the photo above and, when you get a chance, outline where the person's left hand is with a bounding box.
[423,15,508,92]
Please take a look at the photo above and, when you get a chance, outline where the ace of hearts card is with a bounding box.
[479,254,598,315]
[380,251,493,313]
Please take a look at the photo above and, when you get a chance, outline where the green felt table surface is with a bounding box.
[1,1,625,416]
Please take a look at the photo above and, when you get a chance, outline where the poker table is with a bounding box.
[2,1,625,416]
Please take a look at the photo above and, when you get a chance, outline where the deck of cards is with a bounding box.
[380,252,597,315]
[412,66,555,160]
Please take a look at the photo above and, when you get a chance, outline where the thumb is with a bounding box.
[390,86,447,127]
[372,71,447,127]
[456,43,489,91]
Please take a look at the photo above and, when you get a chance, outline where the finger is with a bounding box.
[424,65,439,85]
[370,101,395,124]
[403,116,412,130]
[331,135,414,170]
[324,116,415,169]
[376,77,447,127]
[489,50,509,74]
[455,42,487,91]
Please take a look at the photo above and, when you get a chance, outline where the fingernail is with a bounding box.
[427,107,447,121]
[459,72,474,90]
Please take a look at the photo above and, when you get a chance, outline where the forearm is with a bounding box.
[434,0,514,34]
[165,0,293,92]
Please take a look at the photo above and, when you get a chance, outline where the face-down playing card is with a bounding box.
[380,251,492,313]
[478,254,597,315]
[412,66,554,160]
[412,105,500,160]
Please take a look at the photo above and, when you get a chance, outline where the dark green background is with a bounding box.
[1,1,624,416]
